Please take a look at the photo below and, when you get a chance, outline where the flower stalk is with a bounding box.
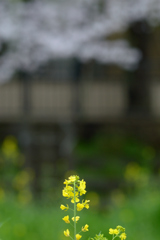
[74,181,76,240]
[61,175,90,240]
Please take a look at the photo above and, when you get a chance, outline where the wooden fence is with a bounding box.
[0,81,127,122]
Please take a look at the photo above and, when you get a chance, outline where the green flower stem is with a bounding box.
[69,208,74,211]
[74,181,76,240]
[112,234,119,240]
[70,223,74,228]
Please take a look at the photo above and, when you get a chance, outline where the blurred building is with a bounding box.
[0,19,160,195]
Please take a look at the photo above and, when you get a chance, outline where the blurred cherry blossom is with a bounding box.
[0,0,160,82]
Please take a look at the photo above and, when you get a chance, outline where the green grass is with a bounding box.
[0,186,160,240]
[0,197,62,240]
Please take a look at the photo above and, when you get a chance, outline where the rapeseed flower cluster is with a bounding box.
[60,175,90,240]
[60,175,127,240]
[90,225,126,240]
[109,226,126,240]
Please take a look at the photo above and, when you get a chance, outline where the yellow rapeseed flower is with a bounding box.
[77,203,84,211]
[62,186,74,199]
[62,189,70,198]
[78,180,86,196]
[62,215,70,224]
[64,229,70,237]
[72,216,80,222]
[64,175,79,184]
[114,229,119,235]
[109,228,114,234]
[76,234,82,240]
[84,200,90,209]
[69,175,79,182]
[120,233,127,240]
[82,224,89,232]
[109,228,119,235]
[60,204,69,211]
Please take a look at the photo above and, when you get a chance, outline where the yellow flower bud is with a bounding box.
[78,179,86,196]
[120,233,127,240]
[60,204,69,211]
[64,229,70,237]
[76,234,82,240]
[62,215,70,223]
[84,200,90,209]
[72,216,80,222]
[82,224,89,232]
[117,225,125,232]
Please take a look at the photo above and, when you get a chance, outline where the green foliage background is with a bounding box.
[0,179,160,240]
[0,132,160,240]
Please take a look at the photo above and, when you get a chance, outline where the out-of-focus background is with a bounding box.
[0,0,160,239]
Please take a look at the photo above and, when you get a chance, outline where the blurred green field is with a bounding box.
[0,135,160,240]
[0,181,160,240]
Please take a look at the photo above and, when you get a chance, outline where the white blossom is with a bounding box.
[0,0,159,82]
